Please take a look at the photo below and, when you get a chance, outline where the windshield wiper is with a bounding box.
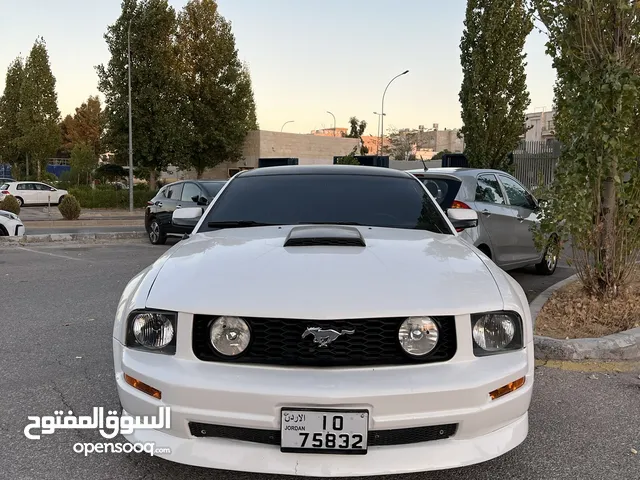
[207,221,280,229]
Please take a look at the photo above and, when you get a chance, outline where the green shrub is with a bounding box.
[41,172,59,185]
[58,194,81,220]
[69,187,157,209]
[0,195,21,215]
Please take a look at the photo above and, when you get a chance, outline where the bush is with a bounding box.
[69,187,157,209]
[0,195,21,215]
[41,172,59,185]
[58,194,81,220]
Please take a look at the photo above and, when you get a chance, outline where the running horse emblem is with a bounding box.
[302,327,355,347]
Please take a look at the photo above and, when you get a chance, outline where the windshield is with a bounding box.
[202,181,226,197]
[199,173,452,235]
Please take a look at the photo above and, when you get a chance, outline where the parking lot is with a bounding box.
[1,241,638,480]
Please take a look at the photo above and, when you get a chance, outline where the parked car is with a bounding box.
[0,181,68,207]
[408,167,558,275]
[0,177,15,184]
[0,209,25,236]
[114,165,534,476]
[144,179,227,245]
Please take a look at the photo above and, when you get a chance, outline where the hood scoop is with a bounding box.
[283,225,366,247]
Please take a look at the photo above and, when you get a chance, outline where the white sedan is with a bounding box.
[112,165,534,477]
[0,181,68,206]
[0,209,25,236]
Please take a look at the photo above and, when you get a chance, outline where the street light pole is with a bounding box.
[326,111,336,137]
[373,111,386,155]
[127,18,134,212]
[281,120,294,132]
[379,70,409,156]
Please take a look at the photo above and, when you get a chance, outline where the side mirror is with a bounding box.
[447,208,478,231]
[50,187,56,191]
[172,207,204,228]
[196,196,208,206]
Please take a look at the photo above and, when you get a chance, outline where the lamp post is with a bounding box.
[326,111,336,136]
[281,120,294,132]
[127,18,134,212]
[379,70,409,156]
[373,111,386,154]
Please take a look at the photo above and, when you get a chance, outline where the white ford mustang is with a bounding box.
[113,165,534,477]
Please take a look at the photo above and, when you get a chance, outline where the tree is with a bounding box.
[0,58,25,172]
[69,142,97,184]
[531,0,640,299]
[61,96,102,157]
[16,38,61,179]
[384,129,415,160]
[97,0,184,188]
[176,0,258,178]
[95,163,127,182]
[335,145,361,165]
[342,117,368,154]
[459,0,532,170]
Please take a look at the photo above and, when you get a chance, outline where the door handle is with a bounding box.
[482,209,491,217]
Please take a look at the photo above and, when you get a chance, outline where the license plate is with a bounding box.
[280,408,369,454]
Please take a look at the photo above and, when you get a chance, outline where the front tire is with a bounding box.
[148,218,167,245]
[57,195,65,205]
[535,235,559,275]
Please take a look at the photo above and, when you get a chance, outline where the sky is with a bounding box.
[0,0,556,136]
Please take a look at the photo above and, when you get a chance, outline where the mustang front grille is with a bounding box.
[188,422,458,446]
[192,315,457,367]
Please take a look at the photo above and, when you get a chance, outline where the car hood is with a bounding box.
[145,226,505,319]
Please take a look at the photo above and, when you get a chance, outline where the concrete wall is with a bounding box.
[389,159,442,171]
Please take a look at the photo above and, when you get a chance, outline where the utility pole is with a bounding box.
[127,18,134,212]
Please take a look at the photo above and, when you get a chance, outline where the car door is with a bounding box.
[155,182,184,232]
[35,183,55,204]
[176,181,204,233]
[16,183,38,205]
[497,174,541,264]
[473,173,519,265]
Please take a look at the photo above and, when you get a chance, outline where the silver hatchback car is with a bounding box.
[408,167,558,275]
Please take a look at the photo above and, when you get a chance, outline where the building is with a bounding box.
[522,109,556,143]
[162,130,360,181]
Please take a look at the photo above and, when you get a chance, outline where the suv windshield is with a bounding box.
[199,173,452,235]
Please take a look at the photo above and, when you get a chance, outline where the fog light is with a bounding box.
[398,317,440,357]
[210,316,251,357]
[124,373,162,399]
[489,377,525,400]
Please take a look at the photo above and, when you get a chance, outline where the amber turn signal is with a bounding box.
[124,373,162,399]
[489,377,525,400]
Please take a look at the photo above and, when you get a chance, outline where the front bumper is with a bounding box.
[113,317,534,477]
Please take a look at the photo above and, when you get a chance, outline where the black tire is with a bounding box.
[0,225,7,236]
[15,197,24,207]
[148,218,167,245]
[57,195,65,205]
[535,235,559,275]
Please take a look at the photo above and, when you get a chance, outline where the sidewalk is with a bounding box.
[17,206,145,222]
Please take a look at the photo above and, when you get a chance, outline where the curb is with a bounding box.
[0,232,147,244]
[531,274,640,361]
[24,220,144,228]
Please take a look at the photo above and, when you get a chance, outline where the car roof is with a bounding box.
[406,167,510,177]
[237,165,411,178]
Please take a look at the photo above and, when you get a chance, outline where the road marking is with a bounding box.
[17,246,86,262]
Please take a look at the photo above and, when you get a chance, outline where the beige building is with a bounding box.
[522,110,556,143]
[163,130,359,181]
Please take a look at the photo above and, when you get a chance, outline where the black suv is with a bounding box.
[145,179,227,245]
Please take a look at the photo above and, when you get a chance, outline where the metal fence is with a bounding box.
[512,140,561,190]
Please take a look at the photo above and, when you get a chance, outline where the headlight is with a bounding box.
[210,316,251,357]
[471,312,523,356]
[126,311,177,354]
[398,317,440,357]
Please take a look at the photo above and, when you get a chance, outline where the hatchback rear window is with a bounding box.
[0,184,8,190]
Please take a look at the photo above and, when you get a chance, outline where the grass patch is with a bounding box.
[535,269,640,339]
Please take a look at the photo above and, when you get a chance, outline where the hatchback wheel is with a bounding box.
[148,219,167,245]
[15,196,24,207]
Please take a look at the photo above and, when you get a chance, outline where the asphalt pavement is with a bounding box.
[0,242,637,480]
